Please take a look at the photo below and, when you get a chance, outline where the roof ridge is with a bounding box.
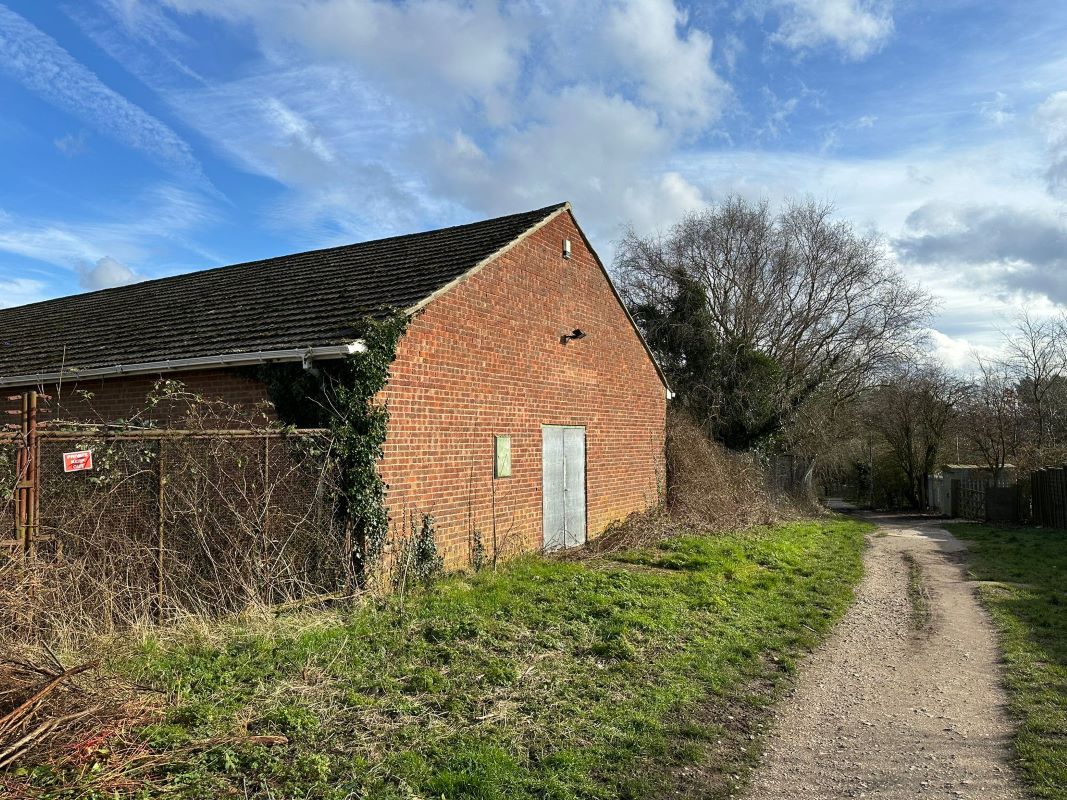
[0,201,573,382]
[1,202,569,314]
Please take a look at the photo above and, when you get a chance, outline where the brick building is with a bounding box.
[0,203,668,565]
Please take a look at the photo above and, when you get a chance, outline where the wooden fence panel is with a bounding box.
[1030,467,1067,529]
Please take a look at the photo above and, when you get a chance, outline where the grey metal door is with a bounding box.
[542,426,586,550]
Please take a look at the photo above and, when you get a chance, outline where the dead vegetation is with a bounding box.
[0,382,350,652]
[0,651,156,797]
[576,412,812,558]
[0,645,300,798]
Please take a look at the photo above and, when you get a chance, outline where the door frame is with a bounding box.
[541,424,588,550]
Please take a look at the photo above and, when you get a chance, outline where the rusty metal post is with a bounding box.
[12,391,39,554]
[26,391,39,555]
[263,433,271,539]
[13,393,26,548]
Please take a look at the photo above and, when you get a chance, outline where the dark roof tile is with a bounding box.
[0,203,566,379]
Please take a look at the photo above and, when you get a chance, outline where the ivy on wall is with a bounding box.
[258,310,410,587]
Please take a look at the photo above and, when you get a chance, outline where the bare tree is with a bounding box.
[1000,312,1067,464]
[616,197,933,450]
[869,363,966,509]
[960,358,1024,484]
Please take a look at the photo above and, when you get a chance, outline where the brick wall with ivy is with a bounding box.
[378,211,666,568]
[18,211,667,571]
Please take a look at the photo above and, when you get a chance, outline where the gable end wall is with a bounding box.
[379,211,666,567]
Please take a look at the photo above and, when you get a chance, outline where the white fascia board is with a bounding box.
[0,341,366,387]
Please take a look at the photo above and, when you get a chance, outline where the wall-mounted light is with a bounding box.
[562,238,572,259]
[560,328,587,344]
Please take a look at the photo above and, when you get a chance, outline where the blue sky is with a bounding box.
[1,0,1066,369]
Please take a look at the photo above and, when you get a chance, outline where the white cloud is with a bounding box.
[601,0,726,130]
[672,133,1065,348]
[758,88,801,139]
[154,0,727,131]
[427,85,707,252]
[977,91,1014,126]
[54,131,89,157]
[674,136,1055,237]
[0,210,102,267]
[0,184,215,274]
[770,0,894,60]
[167,64,425,241]
[924,328,1000,373]
[0,5,202,177]
[98,0,726,248]
[159,0,525,114]
[78,256,143,290]
[1037,90,1067,195]
[0,278,48,308]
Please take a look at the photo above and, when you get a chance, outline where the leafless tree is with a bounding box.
[1000,312,1067,464]
[616,197,933,451]
[960,358,1025,484]
[869,362,966,509]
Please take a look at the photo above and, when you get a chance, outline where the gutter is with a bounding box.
[0,341,366,388]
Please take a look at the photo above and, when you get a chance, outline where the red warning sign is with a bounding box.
[63,450,94,473]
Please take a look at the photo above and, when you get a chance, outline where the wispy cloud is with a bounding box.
[1037,91,1067,196]
[977,91,1015,126]
[100,0,728,246]
[0,278,48,309]
[165,64,426,242]
[0,3,202,176]
[0,183,216,275]
[768,0,894,60]
[54,130,89,157]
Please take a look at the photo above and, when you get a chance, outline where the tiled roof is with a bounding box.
[0,203,567,380]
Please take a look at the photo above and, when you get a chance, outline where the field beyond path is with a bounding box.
[744,514,1025,800]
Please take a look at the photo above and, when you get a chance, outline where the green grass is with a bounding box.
[901,552,931,631]
[946,523,1067,799]
[40,518,867,799]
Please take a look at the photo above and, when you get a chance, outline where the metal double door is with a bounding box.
[542,426,586,550]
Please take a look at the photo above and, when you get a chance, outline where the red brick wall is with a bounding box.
[378,210,666,568]
[27,369,273,425]
[15,209,667,569]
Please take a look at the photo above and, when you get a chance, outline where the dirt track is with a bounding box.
[743,513,1026,799]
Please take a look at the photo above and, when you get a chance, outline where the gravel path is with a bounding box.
[743,513,1026,799]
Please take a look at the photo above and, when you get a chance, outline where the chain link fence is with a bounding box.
[2,425,346,644]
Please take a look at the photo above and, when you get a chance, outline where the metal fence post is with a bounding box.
[14,392,27,550]
[12,391,39,555]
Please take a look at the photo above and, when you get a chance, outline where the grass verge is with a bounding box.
[9,517,868,800]
[946,523,1067,800]
[901,552,931,631]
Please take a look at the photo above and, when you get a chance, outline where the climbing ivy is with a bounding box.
[259,310,410,587]
[392,513,444,592]
[329,312,409,586]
